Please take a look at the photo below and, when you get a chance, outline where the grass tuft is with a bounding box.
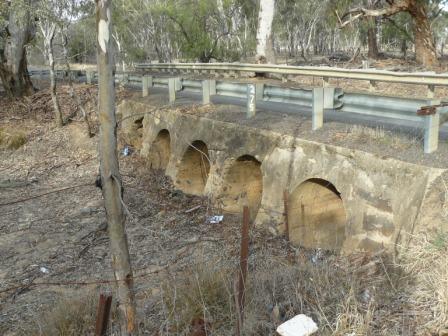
[17,291,98,336]
[0,127,27,149]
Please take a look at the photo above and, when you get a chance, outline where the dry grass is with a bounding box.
[398,231,448,335]
[161,264,236,335]
[17,291,98,336]
[344,125,419,150]
[0,127,27,150]
[159,249,398,336]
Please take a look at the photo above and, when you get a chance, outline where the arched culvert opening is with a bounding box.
[220,155,263,218]
[129,117,144,148]
[288,178,346,251]
[176,140,210,195]
[147,129,171,170]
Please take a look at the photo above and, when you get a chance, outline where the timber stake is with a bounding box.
[236,206,250,335]
[95,293,112,336]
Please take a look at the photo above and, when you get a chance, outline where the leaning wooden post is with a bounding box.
[283,190,290,241]
[95,1,137,334]
[236,206,250,335]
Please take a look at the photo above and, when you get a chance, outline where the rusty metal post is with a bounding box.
[235,206,250,335]
[283,190,290,241]
[95,293,112,336]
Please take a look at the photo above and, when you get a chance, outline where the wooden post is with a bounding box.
[283,190,289,241]
[247,84,256,118]
[236,206,250,335]
[312,87,324,130]
[95,294,112,336]
[95,1,137,334]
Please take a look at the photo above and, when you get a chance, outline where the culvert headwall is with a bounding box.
[120,99,447,254]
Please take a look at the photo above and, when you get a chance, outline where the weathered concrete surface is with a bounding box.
[119,99,446,253]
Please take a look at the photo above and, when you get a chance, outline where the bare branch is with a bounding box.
[339,0,410,28]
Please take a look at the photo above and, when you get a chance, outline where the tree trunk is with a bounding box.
[255,0,275,63]
[367,18,379,59]
[40,22,63,127]
[408,1,438,67]
[0,1,34,98]
[61,30,93,137]
[95,1,137,335]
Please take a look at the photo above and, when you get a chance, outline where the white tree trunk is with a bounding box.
[95,0,137,334]
[256,0,276,63]
[39,22,63,127]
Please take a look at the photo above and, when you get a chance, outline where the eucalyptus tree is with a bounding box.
[36,0,64,126]
[0,0,35,97]
[95,0,137,334]
[340,0,447,67]
[255,0,276,63]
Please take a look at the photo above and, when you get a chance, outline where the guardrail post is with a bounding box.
[323,87,335,109]
[168,77,176,103]
[142,76,153,97]
[322,76,330,87]
[369,80,377,92]
[423,99,441,154]
[424,113,440,154]
[312,87,324,130]
[427,85,435,99]
[247,84,256,118]
[86,71,93,84]
[210,79,217,95]
[202,80,211,104]
[255,83,264,101]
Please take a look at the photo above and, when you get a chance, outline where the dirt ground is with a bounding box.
[0,83,447,336]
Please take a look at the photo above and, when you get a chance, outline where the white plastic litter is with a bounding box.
[208,215,224,224]
[39,267,50,274]
[276,314,318,336]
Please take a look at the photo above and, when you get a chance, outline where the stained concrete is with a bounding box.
[119,97,447,253]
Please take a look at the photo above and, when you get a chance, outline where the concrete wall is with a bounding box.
[120,100,446,253]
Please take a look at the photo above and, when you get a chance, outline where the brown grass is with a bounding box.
[0,127,27,150]
[159,249,399,336]
[17,291,98,336]
[398,231,448,335]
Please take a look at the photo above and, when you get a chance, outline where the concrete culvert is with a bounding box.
[176,140,210,195]
[220,155,263,218]
[148,129,171,170]
[129,117,144,148]
[288,178,346,251]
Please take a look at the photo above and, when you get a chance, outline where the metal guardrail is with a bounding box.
[28,69,446,153]
[135,63,448,92]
